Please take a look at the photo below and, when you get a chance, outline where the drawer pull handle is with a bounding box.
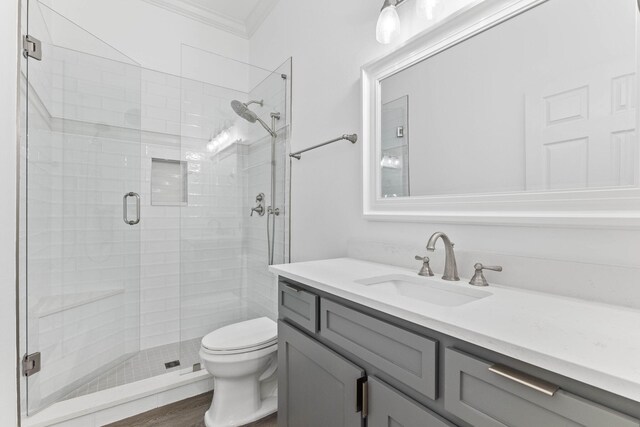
[489,364,559,396]
[284,284,301,293]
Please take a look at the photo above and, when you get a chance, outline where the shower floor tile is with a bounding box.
[62,338,203,401]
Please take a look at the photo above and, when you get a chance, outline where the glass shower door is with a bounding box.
[177,51,291,367]
[23,1,142,414]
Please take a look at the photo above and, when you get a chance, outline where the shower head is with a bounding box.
[231,100,259,123]
[230,99,278,138]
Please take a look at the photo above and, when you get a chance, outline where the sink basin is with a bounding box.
[355,274,491,307]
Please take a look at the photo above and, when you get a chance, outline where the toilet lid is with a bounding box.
[201,317,277,352]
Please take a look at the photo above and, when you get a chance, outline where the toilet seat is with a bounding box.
[201,340,277,356]
[201,317,277,354]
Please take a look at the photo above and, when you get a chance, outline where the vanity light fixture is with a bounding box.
[376,0,405,44]
[377,0,440,44]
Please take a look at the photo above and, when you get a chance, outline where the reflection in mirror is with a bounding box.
[379,0,638,198]
[381,96,410,197]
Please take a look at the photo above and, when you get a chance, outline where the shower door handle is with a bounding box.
[123,192,141,225]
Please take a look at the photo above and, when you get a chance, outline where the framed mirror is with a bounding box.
[362,0,640,227]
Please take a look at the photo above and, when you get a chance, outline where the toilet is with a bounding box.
[200,317,278,427]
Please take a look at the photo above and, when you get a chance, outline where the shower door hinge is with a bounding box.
[22,352,41,377]
[23,35,42,61]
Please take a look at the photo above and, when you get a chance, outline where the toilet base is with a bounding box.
[204,395,277,427]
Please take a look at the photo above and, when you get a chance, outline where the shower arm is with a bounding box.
[289,134,358,160]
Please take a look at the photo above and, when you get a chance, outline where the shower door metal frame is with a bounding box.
[14,0,25,424]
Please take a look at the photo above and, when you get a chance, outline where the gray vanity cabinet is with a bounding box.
[368,377,455,427]
[277,278,640,427]
[278,320,365,427]
[444,348,640,427]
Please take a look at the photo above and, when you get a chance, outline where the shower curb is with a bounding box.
[23,369,212,427]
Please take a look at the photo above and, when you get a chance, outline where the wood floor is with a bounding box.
[105,392,278,427]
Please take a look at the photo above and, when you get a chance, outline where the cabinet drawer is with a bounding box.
[278,281,319,333]
[320,298,438,400]
[368,377,455,427]
[444,348,640,427]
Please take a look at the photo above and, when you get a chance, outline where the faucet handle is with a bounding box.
[250,205,265,217]
[469,263,502,287]
[250,193,265,217]
[415,255,434,277]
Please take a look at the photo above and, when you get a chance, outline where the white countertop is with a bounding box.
[270,257,640,403]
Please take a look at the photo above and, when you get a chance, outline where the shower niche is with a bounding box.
[151,158,188,206]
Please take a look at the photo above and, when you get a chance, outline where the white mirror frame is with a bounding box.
[362,0,640,228]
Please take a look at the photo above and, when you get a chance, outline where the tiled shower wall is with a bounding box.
[244,137,279,319]
[179,76,247,342]
[138,69,183,350]
[179,140,248,342]
[139,69,255,349]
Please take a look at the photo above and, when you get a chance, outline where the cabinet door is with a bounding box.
[278,320,365,427]
[368,377,456,427]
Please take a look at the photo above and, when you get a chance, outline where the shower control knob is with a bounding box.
[268,207,280,216]
[251,193,266,217]
[251,205,265,217]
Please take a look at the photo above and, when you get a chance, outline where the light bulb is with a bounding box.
[376,4,400,44]
[207,126,240,155]
[416,0,436,20]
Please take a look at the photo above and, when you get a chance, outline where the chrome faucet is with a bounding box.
[426,232,459,281]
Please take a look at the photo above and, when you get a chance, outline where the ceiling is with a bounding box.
[141,0,279,38]
[186,0,262,22]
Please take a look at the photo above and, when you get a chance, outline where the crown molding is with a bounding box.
[140,0,279,39]
[245,0,279,37]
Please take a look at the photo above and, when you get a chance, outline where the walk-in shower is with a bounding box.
[18,1,291,421]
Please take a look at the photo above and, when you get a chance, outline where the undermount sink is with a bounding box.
[355,274,492,307]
